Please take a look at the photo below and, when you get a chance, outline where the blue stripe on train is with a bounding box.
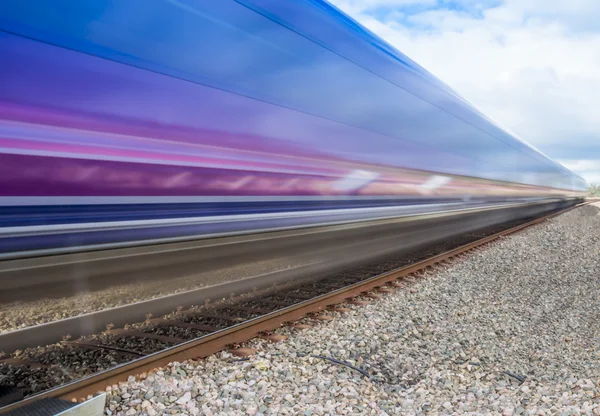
[0,197,509,227]
[0,199,525,256]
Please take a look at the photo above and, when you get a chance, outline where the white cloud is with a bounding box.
[331,0,435,15]
[329,0,600,185]
[505,0,600,32]
[559,160,600,184]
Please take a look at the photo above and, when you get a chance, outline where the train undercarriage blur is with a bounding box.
[0,196,581,354]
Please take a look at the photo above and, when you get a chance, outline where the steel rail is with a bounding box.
[0,201,586,414]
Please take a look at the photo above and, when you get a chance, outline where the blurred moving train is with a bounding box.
[0,0,586,259]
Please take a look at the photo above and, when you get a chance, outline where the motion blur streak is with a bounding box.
[0,1,586,366]
[0,0,585,257]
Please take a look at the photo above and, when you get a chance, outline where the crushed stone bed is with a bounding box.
[104,204,600,415]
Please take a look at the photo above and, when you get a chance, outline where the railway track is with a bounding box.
[0,202,586,414]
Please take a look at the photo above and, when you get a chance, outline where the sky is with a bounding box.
[329,0,600,185]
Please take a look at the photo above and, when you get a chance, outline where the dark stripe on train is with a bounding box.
[0,196,536,227]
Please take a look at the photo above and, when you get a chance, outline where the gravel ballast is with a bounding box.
[104,204,600,415]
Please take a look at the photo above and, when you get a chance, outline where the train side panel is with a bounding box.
[0,0,586,255]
